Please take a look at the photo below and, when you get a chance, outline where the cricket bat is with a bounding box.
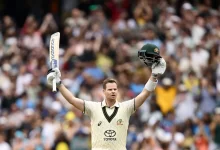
[49,32,60,92]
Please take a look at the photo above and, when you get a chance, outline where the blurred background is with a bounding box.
[0,0,220,150]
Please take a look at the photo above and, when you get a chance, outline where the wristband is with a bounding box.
[144,79,158,92]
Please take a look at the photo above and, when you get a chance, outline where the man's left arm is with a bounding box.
[134,58,166,110]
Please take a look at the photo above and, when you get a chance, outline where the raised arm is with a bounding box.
[58,84,84,111]
[135,76,157,109]
[47,68,84,111]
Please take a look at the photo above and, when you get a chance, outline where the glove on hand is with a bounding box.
[47,68,61,86]
[151,58,166,77]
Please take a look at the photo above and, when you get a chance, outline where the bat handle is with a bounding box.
[52,78,57,92]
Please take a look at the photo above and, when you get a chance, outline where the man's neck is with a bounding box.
[105,99,116,107]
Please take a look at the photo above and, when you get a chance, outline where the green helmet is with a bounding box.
[138,43,161,67]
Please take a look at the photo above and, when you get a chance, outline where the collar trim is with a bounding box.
[101,100,120,108]
[102,107,119,123]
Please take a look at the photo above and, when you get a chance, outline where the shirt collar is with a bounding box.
[101,100,120,108]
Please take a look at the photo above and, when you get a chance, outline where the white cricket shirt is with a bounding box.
[84,99,135,150]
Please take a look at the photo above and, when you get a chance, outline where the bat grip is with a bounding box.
[52,78,57,92]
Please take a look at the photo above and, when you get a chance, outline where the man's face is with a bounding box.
[103,83,118,101]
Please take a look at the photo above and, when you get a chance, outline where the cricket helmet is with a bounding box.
[138,43,161,67]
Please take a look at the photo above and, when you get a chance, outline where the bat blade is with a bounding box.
[49,32,60,92]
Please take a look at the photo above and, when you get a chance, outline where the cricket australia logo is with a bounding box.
[104,130,116,141]
[154,48,159,53]
[117,119,123,125]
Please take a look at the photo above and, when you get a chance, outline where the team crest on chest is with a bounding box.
[117,119,123,125]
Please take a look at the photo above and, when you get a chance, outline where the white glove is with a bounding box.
[47,68,61,86]
[151,58,166,76]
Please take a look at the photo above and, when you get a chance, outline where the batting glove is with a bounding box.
[151,58,166,78]
[47,68,61,86]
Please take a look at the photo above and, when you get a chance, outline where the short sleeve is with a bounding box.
[83,100,97,117]
[121,99,136,116]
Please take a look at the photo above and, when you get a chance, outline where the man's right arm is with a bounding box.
[58,84,84,112]
[47,68,84,112]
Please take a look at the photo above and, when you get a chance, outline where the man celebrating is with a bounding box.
[47,43,166,150]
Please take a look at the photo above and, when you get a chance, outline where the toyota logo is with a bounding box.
[104,130,116,137]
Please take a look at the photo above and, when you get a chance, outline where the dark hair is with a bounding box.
[102,78,118,89]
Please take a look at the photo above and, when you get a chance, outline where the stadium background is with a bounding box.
[0,0,220,149]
